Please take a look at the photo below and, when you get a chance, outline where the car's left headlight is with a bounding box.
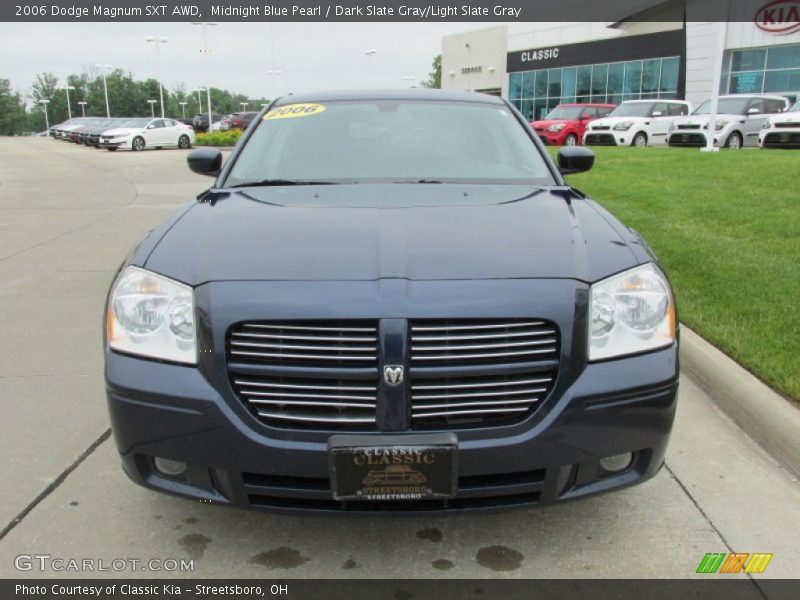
[761,121,772,129]
[589,263,675,361]
[106,266,196,364]
[613,121,633,131]
[547,123,566,132]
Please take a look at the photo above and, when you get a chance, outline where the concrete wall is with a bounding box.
[441,25,507,94]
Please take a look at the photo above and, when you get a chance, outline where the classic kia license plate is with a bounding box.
[329,436,457,501]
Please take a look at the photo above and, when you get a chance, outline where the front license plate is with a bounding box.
[328,435,457,501]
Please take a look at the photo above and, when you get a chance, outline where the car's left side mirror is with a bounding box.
[747,107,761,115]
[187,148,222,177]
[557,146,594,175]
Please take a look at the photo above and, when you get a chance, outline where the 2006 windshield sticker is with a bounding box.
[264,103,326,120]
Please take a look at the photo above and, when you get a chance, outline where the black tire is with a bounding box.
[725,132,743,149]
[564,133,578,146]
[106,147,118,152]
[632,132,648,147]
[178,135,191,149]
[132,136,145,152]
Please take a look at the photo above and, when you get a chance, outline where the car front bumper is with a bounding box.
[106,292,679,514]
[759,129,800,148]
[583,130,637,146]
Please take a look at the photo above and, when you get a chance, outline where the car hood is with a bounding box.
[589,116,648,128]
[143,184,640,285]
[768,111,800,125]
[531,119,574,129]
[672,114,741,127]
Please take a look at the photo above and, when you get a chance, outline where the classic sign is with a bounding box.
[755,0,800,34]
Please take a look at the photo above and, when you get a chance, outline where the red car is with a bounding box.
[531,103,616,146]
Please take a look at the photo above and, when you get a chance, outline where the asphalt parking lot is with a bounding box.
[0,137,799,581]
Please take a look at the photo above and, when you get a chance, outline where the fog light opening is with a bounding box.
[154,457,188,478]
[600,452,633,474]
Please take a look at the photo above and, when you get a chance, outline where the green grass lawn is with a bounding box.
[550,146,800,401]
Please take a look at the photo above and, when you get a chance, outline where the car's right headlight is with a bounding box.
[547,123,566,132]
[589,263,675,361]
[106,266,196,364]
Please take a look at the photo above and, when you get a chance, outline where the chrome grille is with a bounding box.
[409,319,559,428]
[775,122,800,128]
[592,125,611,130]
[227,321,379,429]
[678,124,701,130]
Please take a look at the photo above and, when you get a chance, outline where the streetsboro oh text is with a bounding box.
[211,4,523,17]
[15,584,281,597]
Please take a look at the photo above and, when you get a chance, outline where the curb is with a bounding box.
[680,326,800,477]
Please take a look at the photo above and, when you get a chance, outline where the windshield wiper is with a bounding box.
[228,179,340,188]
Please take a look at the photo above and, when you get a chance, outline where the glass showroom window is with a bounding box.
[510,56,680,120]
[723,44,800,97]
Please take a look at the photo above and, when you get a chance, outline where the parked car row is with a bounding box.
[50,116,195,151]
[531,93,798,150]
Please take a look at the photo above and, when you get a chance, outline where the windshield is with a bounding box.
[789,101,800,112]
[543,106,583,120]
[608,102,655,118]
[694,98,750,115]
[225,100,554,186]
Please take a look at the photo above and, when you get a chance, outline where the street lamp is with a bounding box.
[77,101,87,117]
[191,22,217,133]
[146,35,168,118]
[179,101,188,119]
[402,76,417,88]
[94,63,112,117]
[365,48,377,58]
[39,99,50,131]
[147,99,157,118]
[240,102,248,111]
[193,87,205,113]
[60,84,76,120]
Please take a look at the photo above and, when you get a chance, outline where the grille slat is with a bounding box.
[228,320,380,430]
[408,320,559,428]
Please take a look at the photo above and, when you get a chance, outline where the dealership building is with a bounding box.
[441,0,800,120]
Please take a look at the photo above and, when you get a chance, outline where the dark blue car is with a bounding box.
[104,89,678,513]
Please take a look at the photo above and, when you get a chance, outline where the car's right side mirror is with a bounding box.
[557,146,594,175]
[187,148,223,177]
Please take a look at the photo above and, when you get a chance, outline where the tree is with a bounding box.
[421,55,441,89]
[0,79,26,135]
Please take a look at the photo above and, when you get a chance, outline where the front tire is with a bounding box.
[564,133,578,146]
[178,135,191,149]
[632,132,648,147]
[725,132,743,149]
[131,136,145,152]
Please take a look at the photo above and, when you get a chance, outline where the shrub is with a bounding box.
[195,129,242,147]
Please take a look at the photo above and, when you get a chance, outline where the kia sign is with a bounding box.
[755,0,800,34]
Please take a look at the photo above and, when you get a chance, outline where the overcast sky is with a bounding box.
[0,22,499,100]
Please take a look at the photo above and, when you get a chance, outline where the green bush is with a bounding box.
[195,129,242,147]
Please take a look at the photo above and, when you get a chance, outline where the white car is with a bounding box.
[583,99,692,147]
[667,94,790,149]
[758,100,800,149]
[99,117,196,152]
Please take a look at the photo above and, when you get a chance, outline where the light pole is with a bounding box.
[39,99,50,131]
[193,87,205,113]
[60,84,75,120]
[94,63,112,117]
[402,76,417,88]
[240,102,248,111]
[146,36,168,118]
[267,70,283,96]
[78,101,87,117]
[365,48,377,59]
[179,101,187,119]
[192,22,217,132]
[147,100,157,118]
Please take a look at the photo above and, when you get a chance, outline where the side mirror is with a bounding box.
[557,146,594,175]
[187,148,222,177]
[747,107,761,115]
[651,111,663,117]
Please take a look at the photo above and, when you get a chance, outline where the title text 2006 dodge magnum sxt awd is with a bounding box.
[105,90,678,512]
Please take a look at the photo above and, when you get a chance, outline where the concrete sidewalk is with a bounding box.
[0,138,797,581]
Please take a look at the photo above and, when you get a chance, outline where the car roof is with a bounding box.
[620,99,688,104]
[558,103,616,107]
[272,88,505,106]
[718,93,788,101]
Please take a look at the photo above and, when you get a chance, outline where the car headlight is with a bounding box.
[106,266,196,364]
[668,123,676,132]
[714,119,729,131]
[547,123,566,132]
[761,121,772,129]
[589,263,675,361]
[613,121,633,131]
